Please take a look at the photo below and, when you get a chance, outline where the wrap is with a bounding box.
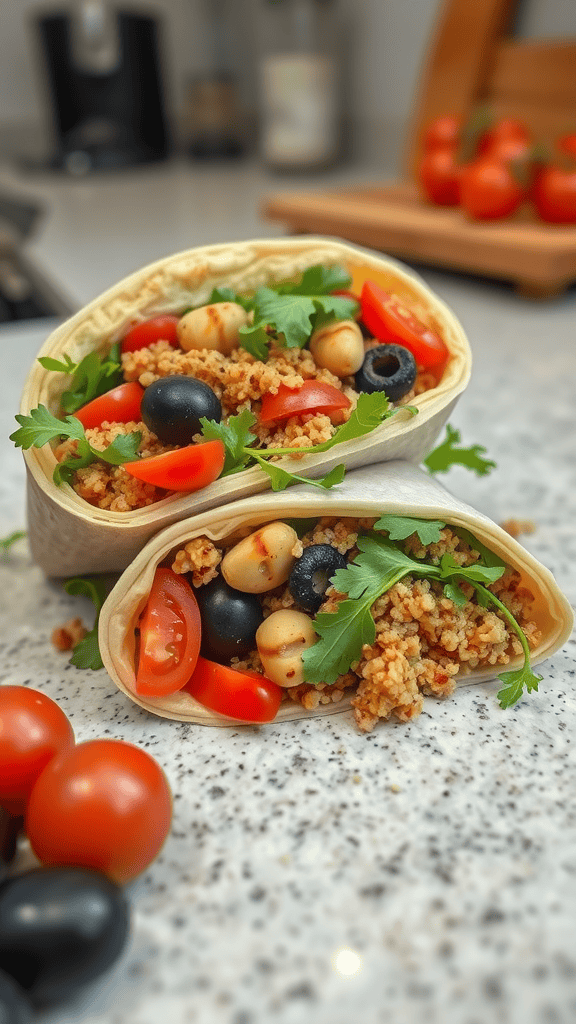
[19,237,470,577]
[98,462,574,726]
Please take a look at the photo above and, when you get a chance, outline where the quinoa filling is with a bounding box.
[163,516,540,731]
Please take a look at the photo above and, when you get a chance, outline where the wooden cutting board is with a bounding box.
[262,181,576,299]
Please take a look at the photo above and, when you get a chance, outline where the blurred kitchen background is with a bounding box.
[0,0,575,324]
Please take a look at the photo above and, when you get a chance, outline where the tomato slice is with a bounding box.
[74,382,144,429]
[136,568,201,696]
[123,439,225,491]
[259,380,351,427]
[121,315,180,353]
[185,656,282,723]
[360,281,449,372]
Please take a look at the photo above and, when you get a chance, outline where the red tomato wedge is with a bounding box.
[185,656,282,723]
[259,380,351,427]
[74,382,144,429]
[136,568,201,697]
[360,282,449,372]
[121,315,180,353]
[123,440,225,491]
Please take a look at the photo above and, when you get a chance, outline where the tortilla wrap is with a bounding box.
[98,461,574,726]
[20,237,471,577]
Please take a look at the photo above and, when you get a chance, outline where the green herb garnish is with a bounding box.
[200,392,411,493]
[62,576,108,670]
[239,264,358,357]
[10,405,141,485]
[0,530,26,556]
[39,343,123,414]
[302,518,541,708]
[424,424,496,476]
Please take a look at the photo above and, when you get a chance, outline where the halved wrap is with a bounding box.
[18,237,470,577]
[98,462,573,729]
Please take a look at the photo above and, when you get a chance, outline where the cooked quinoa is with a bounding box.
[169,517,541,731]
[54,336,433,511]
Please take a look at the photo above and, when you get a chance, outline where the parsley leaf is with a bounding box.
[62,576,108,670]
[374,514,446,545]
[252,455,345,492]
[0,530,26,556]
[424,424,496,476]
[207,287,254,311]
[238,322,270,361]
[57,343,123,414]
[200,409,258,475]
[302,527,537,707]
[238,265,358,355]
[10,404,141,486]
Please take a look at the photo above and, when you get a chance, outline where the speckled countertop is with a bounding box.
[0,159,575,1024]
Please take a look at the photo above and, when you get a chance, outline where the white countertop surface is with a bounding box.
[1,157,576,1024]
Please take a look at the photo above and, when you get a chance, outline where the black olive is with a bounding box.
[354,344,417,401]
[141,375,222,445]
[195,576,264,663]
[0,867,129,1005]
[0,971,33,1024]
[289,544,348,613]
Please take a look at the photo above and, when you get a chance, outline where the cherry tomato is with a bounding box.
[532,165,576,224]
[0,686,74,815]
[123,439,225,491]
[121,315,180,353]
[557,133,576,160]
[74,382,144,429]
[459,156,524,220]
[479,118,532,162]
[418,145,462,206]
[259,380,351,427]
[359,281,449,371]
[185,656,282,723]
[26,739,172,884]
[423,115,461,152]
[136,568,201,697]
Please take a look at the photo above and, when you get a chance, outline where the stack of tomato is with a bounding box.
[418,111,576,224]
[0,685,172,1020]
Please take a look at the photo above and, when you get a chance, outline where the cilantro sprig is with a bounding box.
[38,343,123,414]
[424,424,496,476]
[62,576,108,670]
[239,264,358,358]
[200,392,412,493]
[302,517,541,708]
[0,530,26,556]
[10,405,141,485]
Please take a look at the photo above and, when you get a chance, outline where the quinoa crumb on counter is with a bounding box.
[51,617,87,652]
[170,518,541,732]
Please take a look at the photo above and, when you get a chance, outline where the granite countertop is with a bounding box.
[0,159,575,1024]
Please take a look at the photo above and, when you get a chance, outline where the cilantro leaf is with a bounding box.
[374,514,446,545]
[252,453,345,492]
[424,424,496,476]
[11,404,141,486]
[262,392,405,458]
[303,598,377,685]
[59,343,123,414]
[96,432,142,466]
[443,581,468,607]
[497,664,542,709]
[200,410,258,474]
[245,282,358,352]
[207,287,254,311]
[238,322,270,361]
[454,528,506,570]
[38,353,78,373]
[11,406,86,449]
[437,552,505,587]
[63,576,108,671]
[0,530,26,556]
[291,265,352,295]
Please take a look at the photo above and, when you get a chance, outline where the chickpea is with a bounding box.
[309,319,365,377]
[221,522,298,593]
[256,610,317,688]
[177,302,249,355]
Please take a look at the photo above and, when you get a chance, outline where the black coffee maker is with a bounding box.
[36,2,169,173]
